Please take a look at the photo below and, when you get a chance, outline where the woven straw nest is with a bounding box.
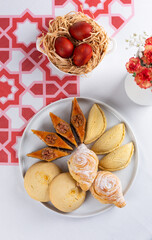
[39,12,109,75]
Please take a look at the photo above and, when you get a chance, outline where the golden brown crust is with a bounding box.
[24,162,61,202]
[84,104,107,144]
[71,98,86,143]
[49,112,77,147]
[27,147,69,162]
[31,130,72,150]
[91,123,125,154]
[68,144,99,191]
[90,171,126,208]
[49,172,86,212]
[99,142,134,171]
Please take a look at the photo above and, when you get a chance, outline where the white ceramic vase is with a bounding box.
[124,74,152,106]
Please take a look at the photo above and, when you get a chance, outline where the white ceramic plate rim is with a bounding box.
[18,97,138,218]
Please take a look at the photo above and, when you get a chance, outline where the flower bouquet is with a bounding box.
[125,36,152,105]
[126,37,152,89]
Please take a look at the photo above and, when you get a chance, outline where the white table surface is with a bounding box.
[0,0,152,239]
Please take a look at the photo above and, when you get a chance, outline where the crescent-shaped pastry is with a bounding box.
[27,147,69,162]
[99,142,134,171]
[68,144,99,191]
[71,98,86,143]
[84,104,107,144]
[50,112,77,147]
[91,123,125,154]
[31,130,72,150]
[24,161,61,202]
[90,171,126,208]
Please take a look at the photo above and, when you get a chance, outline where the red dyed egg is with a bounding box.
[73,43,93,66]
[69,21,92,40]
[55,37,74,58]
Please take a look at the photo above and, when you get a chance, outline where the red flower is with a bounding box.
[143,45,152,65]
[134,68,152,89]
[141,55,150,65]
[145,37,152,46]
[126,57,141,73]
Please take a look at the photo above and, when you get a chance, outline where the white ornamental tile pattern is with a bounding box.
[0,9,79,164]
[0,1,134,164]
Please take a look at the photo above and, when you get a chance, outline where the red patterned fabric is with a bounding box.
[54,0,134,35]
[0,0,134,165]
[0,10,79,165]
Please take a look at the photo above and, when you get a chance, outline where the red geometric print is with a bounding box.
[111,16,124,29]
[0,0,134,165]
[6,130,24,163]
[7,11,46,53]
[55,0,67,5]
[0,36,9,48]
[30,50,43,63]
[0,82,12,97]
[0,9,79,165]
[0,132,8,144]
[22,107,35,121]
[54,0,134,37]
[0,116,9,128]
[0,18,10,30]
[22,59,35,71]
[0,150,8,163]
[30,84,43,95]
[120,0,131,3]
[0,51,9,64]
[0,69,24,110]
[85,0,101,7]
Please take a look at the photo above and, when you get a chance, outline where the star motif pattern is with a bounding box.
[0,9,79,165]
[0,0,134,164]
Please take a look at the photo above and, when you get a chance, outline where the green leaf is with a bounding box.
[150,81,152,84]
[133,72,136,77]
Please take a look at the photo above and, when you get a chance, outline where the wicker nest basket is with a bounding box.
[39,12,109,75]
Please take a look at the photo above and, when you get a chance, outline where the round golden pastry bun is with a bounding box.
[49,172,86,212]
[24,161,61,202]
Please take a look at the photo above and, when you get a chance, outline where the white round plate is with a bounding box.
[125,74,152,106]
[19,97,138,218]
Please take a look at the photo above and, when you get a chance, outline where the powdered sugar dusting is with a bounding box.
[68,144,98,187]
[94,171,121,200]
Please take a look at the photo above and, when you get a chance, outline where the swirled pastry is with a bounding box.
[91,123,125,154]
[99,142,134,171]
[90,171,126,208]
[84,104,107,144]
[68,144,99,191]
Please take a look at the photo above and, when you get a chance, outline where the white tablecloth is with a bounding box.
[0,0,152,239]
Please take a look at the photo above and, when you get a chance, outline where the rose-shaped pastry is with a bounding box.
[90,171,126,208]
[68,144,99,191]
